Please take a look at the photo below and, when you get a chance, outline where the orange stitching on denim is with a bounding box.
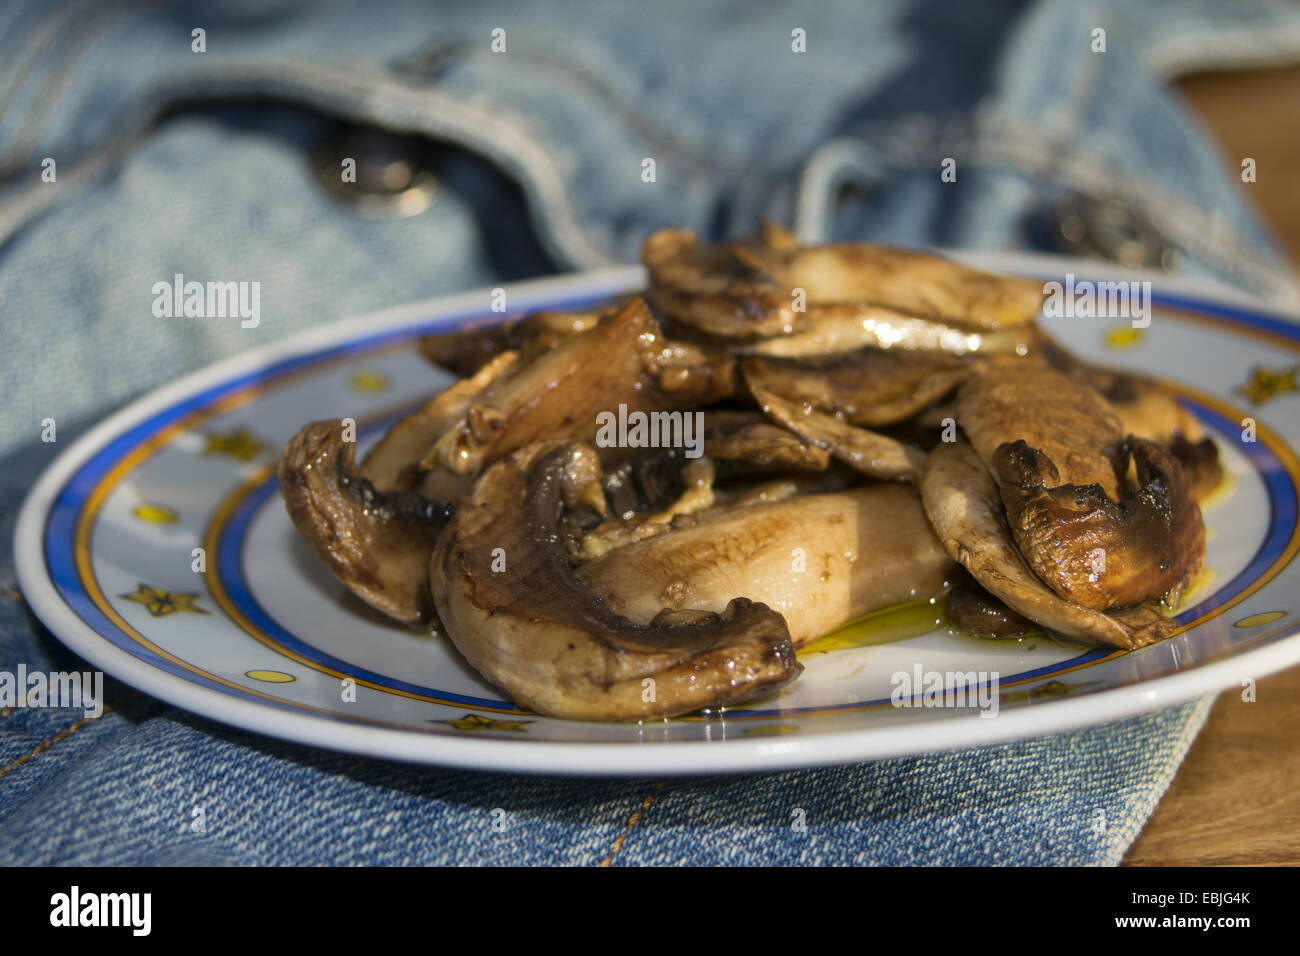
[0,706,111,780]
[599,781,665,867]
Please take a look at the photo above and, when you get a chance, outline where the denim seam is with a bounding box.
[0,0,153,176]
[794,117,1299,304]
[0,705,111,782]
[1143,20,1300,79]
[438,39,741,179]
[0,0,98,118]
[598,780,666,867]
[0,59,613,269]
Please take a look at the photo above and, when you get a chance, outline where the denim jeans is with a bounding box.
[2,0,1297,864]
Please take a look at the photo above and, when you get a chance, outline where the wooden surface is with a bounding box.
[1123,65,1300,867]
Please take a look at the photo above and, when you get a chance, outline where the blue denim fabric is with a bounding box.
[2,0,1296,865]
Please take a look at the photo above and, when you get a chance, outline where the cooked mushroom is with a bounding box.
[702,410,830,471]
[578,483,956,648]
[993,436,1206,611]
[747,381,927,483]
[361,350,518,492]
[430,441,802,720]
[741,349,970,426]
[957,365,1205,611]
[943,574,1036,639]
[643,226,1045,342]
[417,297,727,500]
[419,309,603,377]
[921,439,1171,648]
[1086,369,1222,500]
[735,303,1043,359]
[281,420,449,624]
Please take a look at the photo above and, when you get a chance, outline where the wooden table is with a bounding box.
[1124,65,1300,866]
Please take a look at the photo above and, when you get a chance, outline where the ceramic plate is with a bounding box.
[16,253,1300,774]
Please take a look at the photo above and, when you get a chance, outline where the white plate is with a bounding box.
[15,254,1300,774]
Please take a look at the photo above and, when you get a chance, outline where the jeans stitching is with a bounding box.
[0,704,112,781]
[0,59,613,269]
[599,780,666,867]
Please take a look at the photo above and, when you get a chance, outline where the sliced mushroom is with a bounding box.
[361,350,518,492]
[431,441,802,720]
[573,456,717,563]
[993,436,1206,611]
[736,303,1042,359]
[1086,369,1222,501]
[644,226,1044,339]
[921,439,1171,648]
[418,297,722,500]
[419,309,603,377]
[578,484,956,648]
[958,364,1125,500]
[747,381,927,483]
[741,349,970,427]
[702,410,830,471]
[280,420,449,624]
[956,365,1204,611]
[943,574,1036,639]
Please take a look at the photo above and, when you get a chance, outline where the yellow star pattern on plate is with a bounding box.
[202,428,267,461]
[119,584,209,618]
[349,371,392,394]
[1236,364,1299,405]
[132,503,179,524]
[436,713,533,732]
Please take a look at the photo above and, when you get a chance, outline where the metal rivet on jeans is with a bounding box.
[1053,192,1181,272]
[310,123,441,219]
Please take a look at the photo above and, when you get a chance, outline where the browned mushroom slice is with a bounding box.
[702,410,830,471]
[747,381,926,483]
[649,338,738,405]
[1032,342,1223,501]
[1168,434,1223,502]
[992,436,1206,611]
[921,439,1171,649]
[643,226,1044,341]
[361,350,518,492]
[957,364,1205,611]
[643,228,801,339]
[958,364,1126,499]
[418,297,712,499]
[419,309,603,377]
[741,350,970,427]
[737,303,1041,359]
[573,456,717,563]
[578,484,956,648]
[280,420,448,625]
[943,575,1036,639]
[1085,369,1222,501]
[430,442,802,721]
